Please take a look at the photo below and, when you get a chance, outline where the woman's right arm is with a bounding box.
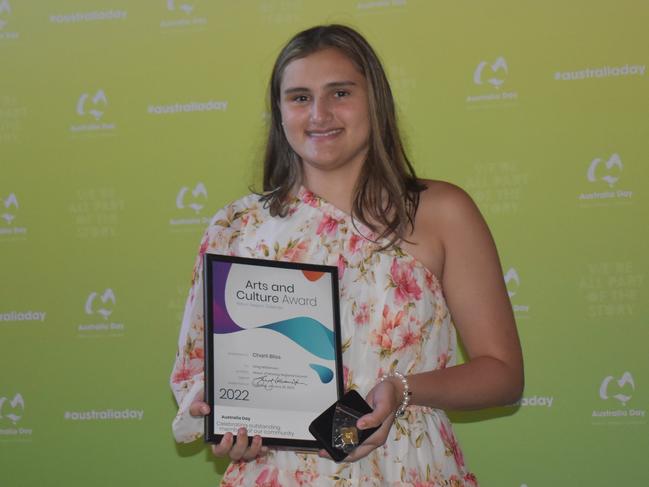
[170,231,210,443]
[170,220,267,460]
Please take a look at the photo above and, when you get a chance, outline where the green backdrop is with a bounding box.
[1,1,647,486]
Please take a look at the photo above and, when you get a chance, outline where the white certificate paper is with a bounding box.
[203,254,343,448]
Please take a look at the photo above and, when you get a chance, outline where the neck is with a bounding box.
[301,164,361,215]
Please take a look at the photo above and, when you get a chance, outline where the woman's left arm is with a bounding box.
[407,182,524,410]
[339,183,523,462]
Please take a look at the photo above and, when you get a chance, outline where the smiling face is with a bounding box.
[279,48,371,180]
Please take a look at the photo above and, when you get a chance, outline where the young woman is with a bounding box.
[171,24,523,486]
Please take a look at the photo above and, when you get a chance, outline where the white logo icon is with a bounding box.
[0,393,24,424]
[504,268,520,298]
[0,0,11,30]
[1,193,18,224]
[473,57,508,88]
[176,183,207,214]
[85,289,116,320]
[76,90,108,121]
[599,372,635,406]
[587,153,623,187]
[167,0,194,14]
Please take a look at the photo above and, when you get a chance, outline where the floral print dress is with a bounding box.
[170,187,478,487]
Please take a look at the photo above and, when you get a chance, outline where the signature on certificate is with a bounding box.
[252,374,307,391]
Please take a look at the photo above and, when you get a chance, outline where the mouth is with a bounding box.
[305,128,343,138]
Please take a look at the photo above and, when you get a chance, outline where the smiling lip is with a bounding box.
[306,128,343,138]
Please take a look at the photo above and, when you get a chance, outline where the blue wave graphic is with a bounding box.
[260,317,335,361]
[309,363,334,383]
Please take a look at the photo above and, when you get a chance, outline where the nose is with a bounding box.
[309,96,332,125]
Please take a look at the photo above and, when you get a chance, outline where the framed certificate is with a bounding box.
[203,254,344,449]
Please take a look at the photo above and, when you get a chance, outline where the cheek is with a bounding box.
[342,104,370,131]
[280,109,303,135]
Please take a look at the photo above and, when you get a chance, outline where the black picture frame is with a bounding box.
[203,253,344,449]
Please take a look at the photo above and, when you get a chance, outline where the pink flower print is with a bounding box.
[221,461,248,486]
[348,233,363,253]
[402,468,437,487]
[426,270,442,294]
[283,240,309,262]
[294,469,318,486]
[338,254,347,280]
[316,213,340,236]
[390,258,423,305]
[437,352,450,369]
[198,235,209,259]
[189,347,204,360]
[439,421,465,468]
[425,271,434,290]
[171,358,202,384]
[464,473,478,486]
[370,305,404,353]
[354,302,370,326]
[398,325,420,351]
[302,190,320,207]
[255,466,281,487]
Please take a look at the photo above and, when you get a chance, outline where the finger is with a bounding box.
[189,401,210,417]
[343,442,376,462]
[317,449,331,460]
[228,428,250,460]
[211,432,234,457]
[357,408,391,429]
[240,435,263,462]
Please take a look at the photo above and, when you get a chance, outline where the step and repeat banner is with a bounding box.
[1,1,647,486]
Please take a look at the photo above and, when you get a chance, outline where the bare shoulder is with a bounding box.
[415,179,485,232]
[403,180,484,278]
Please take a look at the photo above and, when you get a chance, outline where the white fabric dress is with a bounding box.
[170,187,478,486]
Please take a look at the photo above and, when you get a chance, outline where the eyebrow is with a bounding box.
[282,81,357,95]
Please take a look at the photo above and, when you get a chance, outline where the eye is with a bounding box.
[334,90,350,98]
[292,94,310,103]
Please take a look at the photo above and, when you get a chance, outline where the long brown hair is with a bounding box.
[261,24,424,245]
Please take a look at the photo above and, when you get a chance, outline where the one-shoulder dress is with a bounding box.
[170,187,478,486]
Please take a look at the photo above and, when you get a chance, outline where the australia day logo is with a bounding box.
[467,56,518,105]
[78,288,125,334]
[167,0,194,14]
[579,153,633,203]
[170,182,210,227]
[1,192,18,225]
[592,371,646,422]
[0,192,27,237]
[70,89,116,133]
[161,0,207,29]
[0,0,12,30]
[0,0,19,40]
[0,393,24,424]
[504,267,529,315]
[0,393,32,437]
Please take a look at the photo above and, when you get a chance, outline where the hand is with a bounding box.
[211,428,268,461]
[319,380,401,463]
[189,390,268,461]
